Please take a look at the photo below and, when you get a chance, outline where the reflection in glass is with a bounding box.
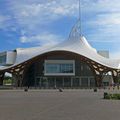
[46,63,73,74]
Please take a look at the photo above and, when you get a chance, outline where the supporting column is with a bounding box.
[71,78,72,88]
[112,71,118,84]
[0,72,4,85]
[12,73,23,87]
[95,74,103,87]
[39,77,41,88]
[63,77,64,88]
[79,77,81,87]
[54,77,56,88]
[88,77,90,87]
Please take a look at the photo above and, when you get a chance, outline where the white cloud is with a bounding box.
[89,13,120,26]
[0,15,11,30]
[110,52,120,59]
[9,0,78,28]
[82,0,120,13]
[2,0,120,55]
[86,12,120,43]
[5,0,79,46]
[20,36,28,43]
[20,32,64,46]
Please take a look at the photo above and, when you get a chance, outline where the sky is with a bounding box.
[0,0,120,58]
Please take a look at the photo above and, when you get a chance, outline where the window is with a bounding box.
[46,64,59,73]
[44,60,75,76]
[0,55,6,64]
[81,65,83,71]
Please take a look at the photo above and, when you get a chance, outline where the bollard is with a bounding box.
[94,88,97,92]
[59,88,63,92]
[24,88,28,92]
[104,92,108,99]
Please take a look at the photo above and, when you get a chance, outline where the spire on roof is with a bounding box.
[68,20,81,41]
[79,0,82,37]
[68,0,82,41]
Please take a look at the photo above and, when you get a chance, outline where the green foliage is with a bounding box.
[118,79,120,84]
[104,93,120,100]
[3,76,12,85]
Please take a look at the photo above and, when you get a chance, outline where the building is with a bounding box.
[0,20,120,88]
[97,51,109,58]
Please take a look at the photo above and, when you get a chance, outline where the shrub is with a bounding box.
[104,93,120,100]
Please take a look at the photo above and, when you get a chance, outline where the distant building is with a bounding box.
[97,51,109,58]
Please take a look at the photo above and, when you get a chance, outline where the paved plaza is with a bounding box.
[0,89,119,120]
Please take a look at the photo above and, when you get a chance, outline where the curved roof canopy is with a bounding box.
[0,20,120,71]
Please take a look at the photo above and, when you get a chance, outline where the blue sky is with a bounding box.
[0,0,120,58]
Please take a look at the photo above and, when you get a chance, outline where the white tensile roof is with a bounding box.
[0,20,120,71]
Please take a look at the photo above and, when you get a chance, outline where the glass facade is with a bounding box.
[46,63,73,73]
[72,77,80,87]
[81,78,88,87]
[0,55,6,64]
[35,77,95,88]
[25,57,96,88]
[45,60,75,76]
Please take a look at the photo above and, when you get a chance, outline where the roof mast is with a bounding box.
[79,0,82,37]
[68,0,82,41]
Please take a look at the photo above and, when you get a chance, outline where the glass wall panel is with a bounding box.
[48,77,55,88]
[56,77,63,88]
[60,64,73,73]
[81,78,88,87]
[72,78,80,87]
[46,64,59,73]
[46,63,73,73]
[90,78,95,87]
[0,55,6,64]
[41,78,48,88]
[44,60,75,75]
[64,77,71,88]
[35,78,40,87]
